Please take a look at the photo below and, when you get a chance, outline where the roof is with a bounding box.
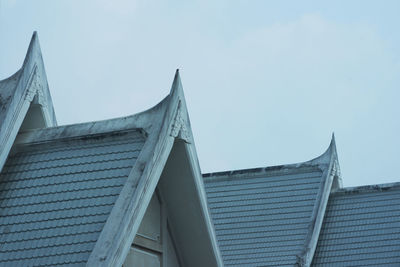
[0,129,145,266]
[3,31,399,267]
[203,137,341,266]
[0,70,22,124]
[0,32,57,176]
[312,182,400,266]
[0,32,223,267]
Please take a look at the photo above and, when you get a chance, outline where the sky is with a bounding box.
[0,0,399,187]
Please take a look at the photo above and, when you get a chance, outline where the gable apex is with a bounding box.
[86,71,223,267]
[0,32,57,173]
[20,31,57,127]
[23,31,40,67]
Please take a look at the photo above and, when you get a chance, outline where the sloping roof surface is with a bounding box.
[204,163,327,266]
[312,183,400,266]
[0,129,145,266]
[0,70,21,124]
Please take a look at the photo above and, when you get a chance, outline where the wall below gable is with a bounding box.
[19,102,47,131]
[157,140,219,267]
[123,188,181,267]
[122,139,219,267]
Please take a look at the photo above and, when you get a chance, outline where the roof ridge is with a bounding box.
[204,134,338,179]
[14,98,168,145]
[12,136,142,157]
[332,182,400,194]
[296,134,340,266]
[0,68,22,84]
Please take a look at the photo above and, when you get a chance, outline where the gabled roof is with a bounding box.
[312,182,400,266]
[0,32,57,174]
[0,33,223,267]
[4,31,399,267]
[0,84,160,266]
[0,129,145,266]
[203,136,341,266]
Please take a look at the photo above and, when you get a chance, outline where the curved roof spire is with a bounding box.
[297,132,342,266]
[169,69,183,97]
[0,31,57,173]
[23,31,40,66]
[302,132,338,168]
[328,132,337,157]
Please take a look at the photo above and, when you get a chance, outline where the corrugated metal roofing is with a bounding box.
[0,129,145,266]
[204,164,327,267]
[312,183,400,266]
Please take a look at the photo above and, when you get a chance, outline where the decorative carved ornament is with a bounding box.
[170,100,191,143]
[25,66,47,107]
[331,154,341,179]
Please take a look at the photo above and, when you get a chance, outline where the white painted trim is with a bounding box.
[86,97,175,266]
[87,70,224,267]
[88,71,183,266]
[168,71,223,266]
[0,32,57,173]
[184,142,225,267]
[0,100,31,171]
[297,136,340,267]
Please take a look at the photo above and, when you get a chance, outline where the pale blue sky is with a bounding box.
[0,0,399,186]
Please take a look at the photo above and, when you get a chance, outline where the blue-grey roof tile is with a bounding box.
[312,183,400,266]
[204,165,326,266]
[0,129,145,266]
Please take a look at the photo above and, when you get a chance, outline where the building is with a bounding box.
[0,32,399,266]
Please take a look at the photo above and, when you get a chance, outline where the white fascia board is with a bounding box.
[0,100,31,172]
[297,135,341,267]
[0,32,57,172]
[165,70,223,265]
[162,70,223,266]
[173,77,223,266]
[87,70,224,267]
[184,136,225,267]
[87,71,185,267]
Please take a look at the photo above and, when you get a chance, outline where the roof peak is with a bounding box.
[204,134,339,179]
[22,31,41,68]
[169,68,183,97]
[305,133,337,166]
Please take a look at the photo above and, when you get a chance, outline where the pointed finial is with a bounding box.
[328,132,338,158]
[330,132,336,147]
[28,31,40,51]
[22,31,42,67]
[169,68,183,96]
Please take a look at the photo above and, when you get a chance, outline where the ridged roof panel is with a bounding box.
[0,129,145,266]
[312,183,400,266]
[204,164,327,266]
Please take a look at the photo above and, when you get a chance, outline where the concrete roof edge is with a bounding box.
[297,134,341,267]
[87,69,223,267]
[17,31,57,127]
[14,95,169,145]
[332,181,400,194]
[170,69,225,266]
[0,68,22,83]
[203,133,338,179]
[0,32,57,173]
[15,68,182,146]
[86,72,176,267]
